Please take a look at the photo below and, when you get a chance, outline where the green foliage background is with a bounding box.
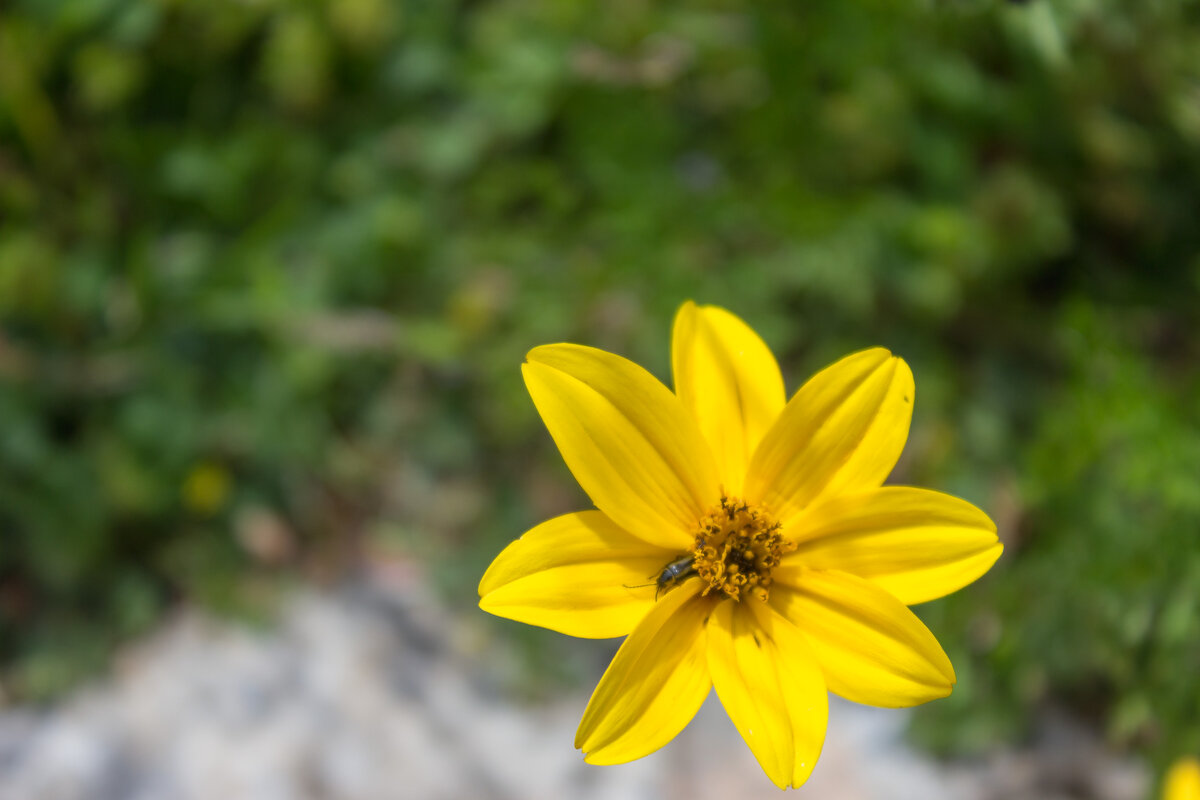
[1,0,1198,770]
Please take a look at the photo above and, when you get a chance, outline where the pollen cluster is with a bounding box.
[691,496,793,602]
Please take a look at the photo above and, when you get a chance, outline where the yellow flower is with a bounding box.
[479,301,1002,788]
[1165,758,1200,800]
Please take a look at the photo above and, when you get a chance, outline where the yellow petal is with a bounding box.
[524,344,721,550]
[1165,758,1200,800]
[576,582,713,764]
[707,599,828,789]
[770,569,955,708]
[746,348,914,526]
[780,487,1002,605]
[671,301,786,495]
[478,511,675,639]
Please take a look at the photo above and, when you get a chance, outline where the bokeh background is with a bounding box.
[1,0,1199,797]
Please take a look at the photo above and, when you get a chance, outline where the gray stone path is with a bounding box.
[0,576,1147,800]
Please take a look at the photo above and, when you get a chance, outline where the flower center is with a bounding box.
[691,495,793,602]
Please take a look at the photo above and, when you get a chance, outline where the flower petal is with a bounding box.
[707,599,828,789]
[524,344,721,550]
[780,487,1002,605]
[770,569,955,708]
[671,302,786,495]
[1165,758,1200,800]
[478,511,675,639]
[576,582,713,764]
[746,348,914,526]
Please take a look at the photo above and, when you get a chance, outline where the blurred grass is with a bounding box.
[0,0,1198,771]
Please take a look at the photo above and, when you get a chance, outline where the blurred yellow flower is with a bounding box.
[479,301,1002,788]
[1165,758,1200,800]
[182,461,232,516]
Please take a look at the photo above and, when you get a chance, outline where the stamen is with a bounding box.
[691,495,793,602]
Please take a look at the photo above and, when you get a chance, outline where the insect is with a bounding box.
[625,555,697,598]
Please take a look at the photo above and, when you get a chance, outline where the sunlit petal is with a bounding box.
[780,487,1002,605]
[576,582,713,764]
[746,348,914,526]
[479,511,675,638]
[707,599,827,789]
[771,569,955,707]
[524,344,721,550]
[672,301,786,494]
